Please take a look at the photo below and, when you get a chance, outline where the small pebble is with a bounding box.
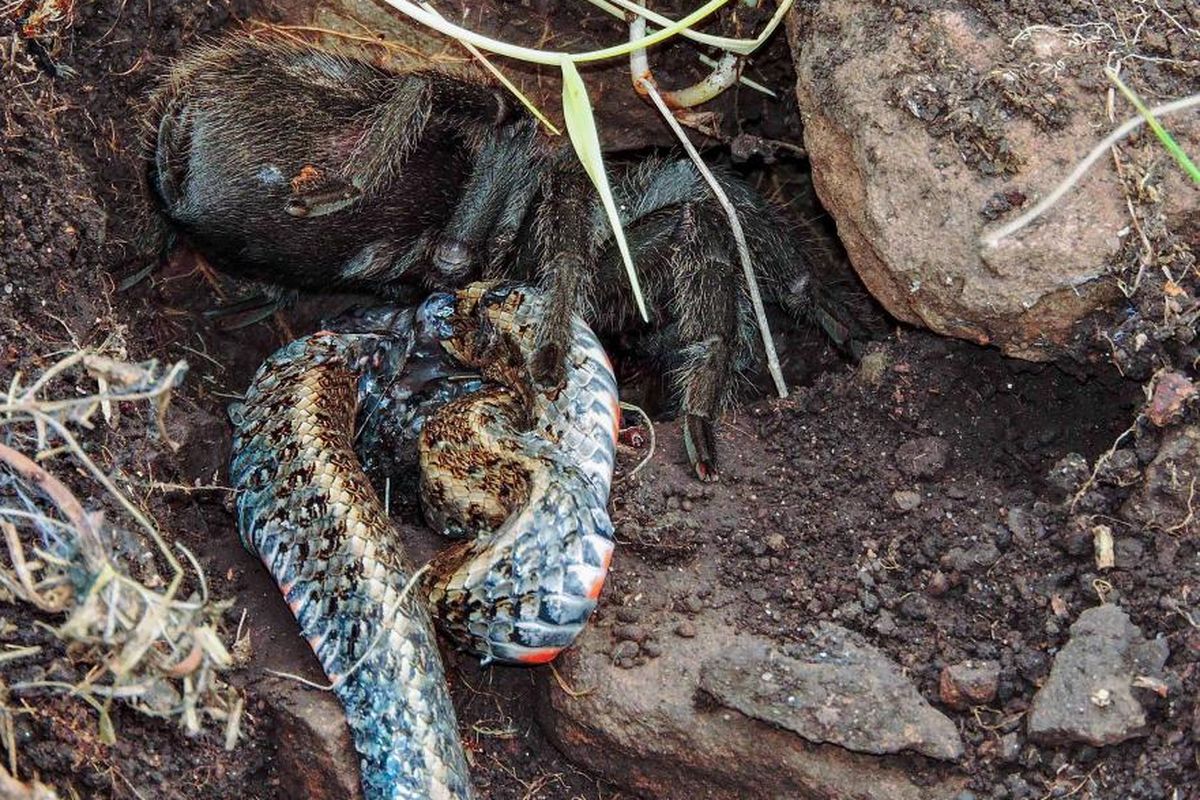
[615,607,642,623]
[998,732,1020,763]
[613,624,647,643]
[612,641,639,663]
[892,489,922,512]
[860,590,880,613]
[874,610,898,636]
[899,594,932,620]
[674,621,697,638]
[939,660,1000,709]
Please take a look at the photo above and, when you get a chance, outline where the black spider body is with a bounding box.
[145,38,530,295]
[144,36,869,478]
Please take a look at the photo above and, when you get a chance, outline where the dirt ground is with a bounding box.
[1,1,1197,799]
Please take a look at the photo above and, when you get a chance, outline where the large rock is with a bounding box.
[698,623,964,760]
[1027,604,1168,746]
[537,620,965,800]
[787,3,1198,360]
[259,677,363,800]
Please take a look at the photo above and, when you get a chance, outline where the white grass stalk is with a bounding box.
[982,92,1200,247]
[384,0,730,65]
[633,77,787,397]
[587,0,794,54]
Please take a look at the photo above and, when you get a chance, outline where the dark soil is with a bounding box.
[605,329,1196,798]
[1,1,1196,799]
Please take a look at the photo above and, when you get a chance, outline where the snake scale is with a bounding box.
[229,284,620,799]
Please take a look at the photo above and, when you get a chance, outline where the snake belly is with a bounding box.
[229,283,619,800]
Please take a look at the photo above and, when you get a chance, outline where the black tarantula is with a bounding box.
[143,35,870,480]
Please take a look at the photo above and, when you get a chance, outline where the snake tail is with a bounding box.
[230,332,476,800]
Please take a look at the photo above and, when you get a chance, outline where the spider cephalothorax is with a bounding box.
[143,35,871,479]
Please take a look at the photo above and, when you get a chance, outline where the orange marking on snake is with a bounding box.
[609,397,621,445]
[517,647,562,665]
[586,549,613,600]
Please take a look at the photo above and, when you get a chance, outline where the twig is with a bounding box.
[1164,476,1196,534]
[1069,421,1137,512]
[1,350,240,745]
[616,401,655,481]
[548,661,592,698]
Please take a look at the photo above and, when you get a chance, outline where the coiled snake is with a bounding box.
[229,284,619,799]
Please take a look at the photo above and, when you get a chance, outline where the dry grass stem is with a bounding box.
[0,349,243,749]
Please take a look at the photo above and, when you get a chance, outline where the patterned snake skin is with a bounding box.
[229,284,619,799]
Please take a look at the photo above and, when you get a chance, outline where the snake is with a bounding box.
[228,283,620,799]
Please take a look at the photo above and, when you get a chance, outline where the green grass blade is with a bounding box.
[561,61,649,322]
[1107,68,1200,184]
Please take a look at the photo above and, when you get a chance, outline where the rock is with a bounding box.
[538,623,967,800]
[926,571,951,597]
[1113,536,1145,569]
[614,624,648,643]
[939,661,1000,710]
[699,624,963,761]
[1122,425,1200,534]
[899,594,933,621]
[615,607,642,623]
[787,4,1196,359]
[940,541,1000,573]
[893,489,923,512]
[1005,506,1042,540]
[1096,449,1140,488]
[260,678,362,800]
[612,640,640,663]
[997,732,1021,764]
[675,621,697,638]
[1046,453,1089,496]
[1027,605,1169,746]
[874,609,899,637]
[0,771,60,800]
[1146,372,1196,427]
[894,437,950,479]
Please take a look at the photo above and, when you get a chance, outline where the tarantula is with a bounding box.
[143,35,870,479]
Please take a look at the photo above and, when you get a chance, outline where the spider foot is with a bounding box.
[683,414,719,482]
